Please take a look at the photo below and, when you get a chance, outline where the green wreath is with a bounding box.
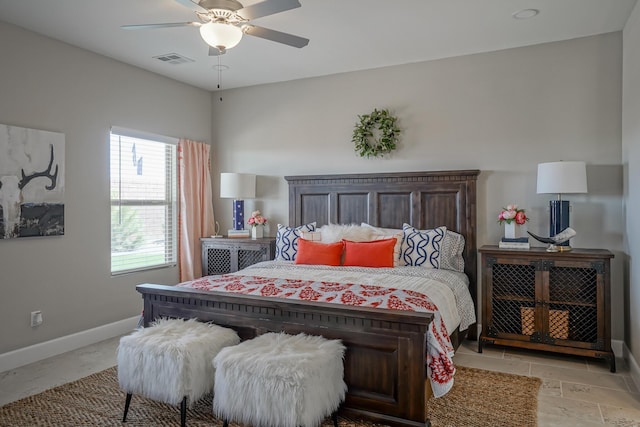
[352,108,401,158]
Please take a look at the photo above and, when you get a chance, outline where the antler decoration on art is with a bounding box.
[19,144,58,190]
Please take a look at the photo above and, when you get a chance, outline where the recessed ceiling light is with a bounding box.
[512,9,540,19]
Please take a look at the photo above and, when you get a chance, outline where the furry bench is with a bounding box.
[117,318,240,427]
[213,332,347,427]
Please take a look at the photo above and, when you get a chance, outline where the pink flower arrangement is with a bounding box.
[247,210,267,227]
[498,204,528,225]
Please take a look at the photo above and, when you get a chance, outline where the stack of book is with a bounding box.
[499,237,530,249]
[227,229,250,238]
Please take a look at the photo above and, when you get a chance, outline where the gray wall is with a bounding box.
[0,21,212,353]
[212,33,625,340]
[0,19,630,365]
[623,3,640,363]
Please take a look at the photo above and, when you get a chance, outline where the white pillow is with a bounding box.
[275,222,317,261]
[319,223,374,243]
[361,223,402,235]
[400,223,446,268]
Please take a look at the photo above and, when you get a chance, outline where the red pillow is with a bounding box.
[295,239,344,266]
[343,238,396,268]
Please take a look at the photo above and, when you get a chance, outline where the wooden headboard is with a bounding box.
[285,169,480,337]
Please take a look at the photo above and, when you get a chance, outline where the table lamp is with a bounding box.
[536,161,587,251]
[220,172,256,231]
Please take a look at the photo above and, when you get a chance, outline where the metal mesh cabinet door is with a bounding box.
[238,246,268,270]
[547,263,599,346]
[205,247,232,275]
[489,262,537,338]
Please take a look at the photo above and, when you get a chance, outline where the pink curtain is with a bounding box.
[178,139,215,281]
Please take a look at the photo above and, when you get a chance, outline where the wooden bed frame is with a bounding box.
[137,169,479,427]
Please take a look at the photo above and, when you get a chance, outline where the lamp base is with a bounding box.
[233,199,245,231]
[546,244,573,253]
[549,199,570,247]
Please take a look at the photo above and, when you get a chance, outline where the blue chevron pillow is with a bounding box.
[400,224,446,268]
[275,222,317,261]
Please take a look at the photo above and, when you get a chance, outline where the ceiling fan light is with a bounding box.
[199,22,243,50]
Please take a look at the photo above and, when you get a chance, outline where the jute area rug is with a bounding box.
[0,365,540,427]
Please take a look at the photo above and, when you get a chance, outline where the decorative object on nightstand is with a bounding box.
[536,161,587,251]
[528,227,577,252]
[200,236,275,276]
[247,210,267,239]
[210,221,223,238]
[497,204,529,248]
[499,237,530,250]
[479,245,615,372]
[250,226,263,239]
[227,229,250,238]
[220,172,256,232]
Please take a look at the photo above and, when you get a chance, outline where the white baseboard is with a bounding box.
[621,340,640,391]
[612,339,624,359]
[0,316,139,373]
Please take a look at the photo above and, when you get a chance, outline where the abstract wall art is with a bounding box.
[0,123,65,239]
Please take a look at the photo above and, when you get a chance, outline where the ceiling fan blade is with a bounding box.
[121,22,200,30]
[209,46,227,56]
[174,0,209,13]
[237,0,301,20]
[243,25,309,48]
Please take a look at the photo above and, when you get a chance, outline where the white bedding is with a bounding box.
[235,261,476,336]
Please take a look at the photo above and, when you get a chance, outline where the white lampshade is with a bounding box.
[537,161,588,195]
[220,173,256,199]
[199,22,243,50]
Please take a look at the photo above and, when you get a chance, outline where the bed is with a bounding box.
[137,169,479,427]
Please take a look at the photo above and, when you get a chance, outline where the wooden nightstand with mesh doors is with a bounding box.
[478,245,615,372]
[200,237,276,276]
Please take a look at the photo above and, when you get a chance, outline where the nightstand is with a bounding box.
[200,237,276,276]
[478,245,615,372]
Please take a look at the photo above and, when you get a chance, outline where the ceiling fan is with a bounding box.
[122,0,309,55]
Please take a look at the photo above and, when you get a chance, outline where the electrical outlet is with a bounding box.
[30,310,43,327]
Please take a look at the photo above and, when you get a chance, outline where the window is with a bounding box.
[110,127,177,274]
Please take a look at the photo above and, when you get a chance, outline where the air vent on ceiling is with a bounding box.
[153,53,195,65]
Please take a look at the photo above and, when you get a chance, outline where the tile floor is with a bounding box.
[1,336,639,426]
[455,341,640,426]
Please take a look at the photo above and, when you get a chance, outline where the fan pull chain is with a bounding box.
[217,55,223,102]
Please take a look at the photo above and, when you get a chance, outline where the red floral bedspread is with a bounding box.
[179,274,456,397]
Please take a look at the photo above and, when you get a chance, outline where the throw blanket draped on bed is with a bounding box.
[178,262,474,397]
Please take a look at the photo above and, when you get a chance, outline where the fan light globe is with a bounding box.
[199,22,243,50]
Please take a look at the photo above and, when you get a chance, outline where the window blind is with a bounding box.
[110,128,177,274]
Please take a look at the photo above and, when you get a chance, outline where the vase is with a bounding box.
[251,226,263,239]
[504,221,516,239]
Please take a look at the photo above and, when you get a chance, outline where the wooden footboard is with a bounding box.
[137,283,433,427]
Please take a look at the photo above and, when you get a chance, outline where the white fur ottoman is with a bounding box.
[117,317,240,427]
[213,332,347,427]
